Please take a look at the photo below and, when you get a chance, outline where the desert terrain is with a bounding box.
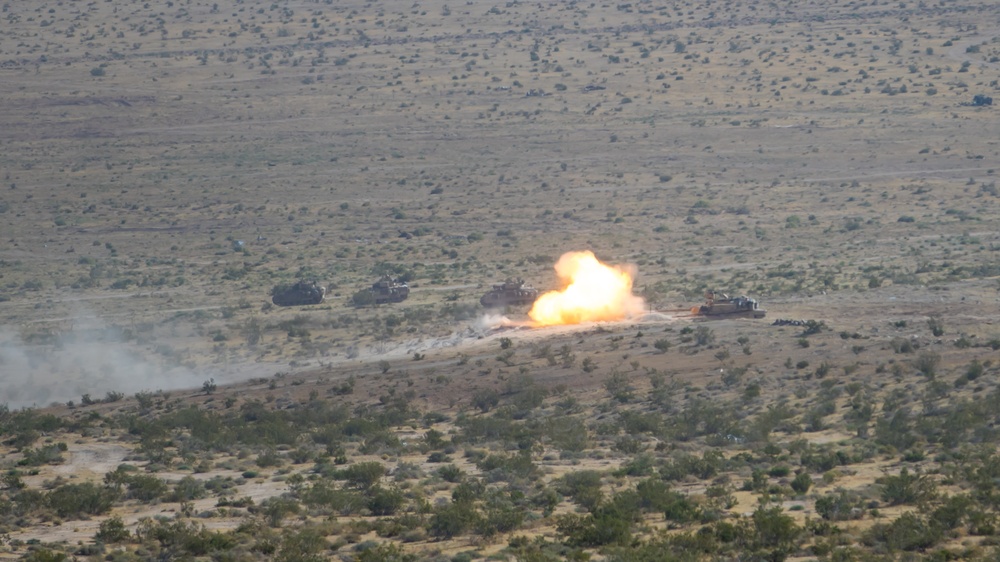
[1,0,1000,560]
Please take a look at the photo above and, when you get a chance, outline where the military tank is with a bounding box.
[693,290,766,319]
[480,277,539,308]
[370,275,409,304]
[271,280,326,306]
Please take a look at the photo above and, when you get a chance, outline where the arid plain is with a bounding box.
[2,0,1000,560]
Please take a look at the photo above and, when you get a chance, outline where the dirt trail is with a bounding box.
[51,443,131,481]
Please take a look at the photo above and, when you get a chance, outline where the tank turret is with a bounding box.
[480,277,539,308]
[271,280,326,306]
[370,275,409,304]
[694,290,766,319]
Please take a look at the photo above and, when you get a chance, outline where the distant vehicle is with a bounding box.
[370,275,410,304]
[271,280,326,306]
[693,290,766,319]
[480,277,539,308]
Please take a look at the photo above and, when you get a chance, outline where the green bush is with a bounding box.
[790,472,812,494]
[20,550,68,562]
[557,510,632,547]
[96,515,131,543]
[367,485,405,516]
[339,461,386,490]
[437,464,464,483]
[297,481,364,515]
[863,512,942,552]
[429,501,478,538]
[47,482,118,518]
[636,478,699,523]
[814,490,864,521]
[878,467,937,506]
[167,476,207,502]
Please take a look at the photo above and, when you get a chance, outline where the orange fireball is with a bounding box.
[529,251,645,326]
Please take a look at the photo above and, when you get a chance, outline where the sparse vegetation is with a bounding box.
[1,0,999,559]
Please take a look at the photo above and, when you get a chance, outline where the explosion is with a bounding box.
[529,251,645,326]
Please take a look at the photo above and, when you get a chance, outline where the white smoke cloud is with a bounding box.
[0,323,206,409]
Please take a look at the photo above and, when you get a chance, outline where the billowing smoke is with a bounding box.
[529,251,645,326]
[0,323,207,409]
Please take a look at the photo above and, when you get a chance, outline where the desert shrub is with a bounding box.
[125,474,169,502]
[913,352,940,377]
[339,461,386,490]
[611,455,652,480]
[558,470,604,511]
[620,411,662,435]
[255,449,283,467]
[863,512,942,552]
[746,506,802,559]
[355,542,417,562]
[666,398,737,441]
[456,414,515,443]
[475,490,526,538]
[874,408,918,450]
[2,410,62,449]
[557,508,633,547]
[428,452,451,465]
[790,472,812,494]
[878,467,937,506]
[437,464,464,483]
[95,515,130,543]
[803,400,836,432]
[613,435,647,455]
[512,384,547,413]
[10,487,46,516]
[429,501,478,538]
[477,450,539,482]
[20,550,68,562]
[814,490,865,521]
[636,478,699,523]
[351,289,376,307]
[930,494,973,531]
[890,337,918,353]
[472,388,500,413]
[358,431,402,455]
[167,476,207,502]
[800,448,851,473]
[659,451,724,482]
[604,371,634,403]
[47,482,118,518]
[367,485,405,516]
[276,526,327,562]
[543,416,589,452]
[297,481,364,515]
[19,443,67,467]
[257,496,301,527]
[694,326,715,346]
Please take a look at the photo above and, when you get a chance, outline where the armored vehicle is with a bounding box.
[370,275,409,304]
[271,281,326,306]
[694,290,766,319]
[480,277,539,308]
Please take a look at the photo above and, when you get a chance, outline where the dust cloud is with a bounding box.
[0,323,205,410]
[474,313,524,331]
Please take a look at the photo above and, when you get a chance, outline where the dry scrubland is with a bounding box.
[2,0,1000,560]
